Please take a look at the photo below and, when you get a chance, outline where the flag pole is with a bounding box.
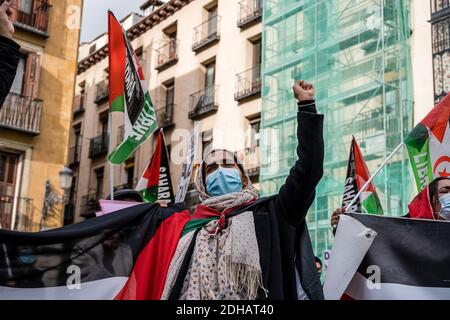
[108,112,114,200]
[345,141,405,212]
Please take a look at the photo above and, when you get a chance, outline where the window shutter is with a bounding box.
[23,53,41,98]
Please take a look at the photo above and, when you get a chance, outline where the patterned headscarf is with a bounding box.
[195,149,259,212]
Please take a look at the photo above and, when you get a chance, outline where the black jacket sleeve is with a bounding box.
[0,36,21,108]
[275,100,324,227]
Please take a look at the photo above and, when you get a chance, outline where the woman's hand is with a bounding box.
[0,0,14,39]
[293,80,315,102]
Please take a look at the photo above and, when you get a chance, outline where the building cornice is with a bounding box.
[77,0,193,75]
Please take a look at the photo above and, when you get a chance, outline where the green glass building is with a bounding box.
[260,0,415,258]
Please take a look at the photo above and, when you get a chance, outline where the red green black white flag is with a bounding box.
[405,93,450,191]
[135,130,175,203]
[342,137,383,214]
[107,11,158,165]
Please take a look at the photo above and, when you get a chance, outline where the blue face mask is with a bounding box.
[206,167,243,197]
[439,193,450,220]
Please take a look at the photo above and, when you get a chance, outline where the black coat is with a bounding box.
[0,36,21,108]
[170,101,325,300]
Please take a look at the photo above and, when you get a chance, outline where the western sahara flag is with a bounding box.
[108,11,158,165]
[135,129,175,203]
[405,93,450,191]
[324,214,450,300]
[0,204,190,300]
[342,137,383,214]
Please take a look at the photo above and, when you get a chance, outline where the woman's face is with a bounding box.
[203,151,248,187]
[432,179,450,219]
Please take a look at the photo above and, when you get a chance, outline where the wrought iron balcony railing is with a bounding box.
[0,92,43,135]
[235,64,262,101]
[89,133,109,159]
[0,195,34,232]
[11,0,52,35]
[95,80,109,105]
[156,39,179,71]
[238,0,263,28]
[192,15,221,53]
[80,192,103,218]
[73,94,86,116]
[189,86,219,119]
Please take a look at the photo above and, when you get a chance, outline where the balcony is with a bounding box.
[80,192,102,218]
[431,0,450,19]
[237,146,260,177]
[0,92,43,135]
[95,81,109,105]
[73,94,86,116]
[189,85,218,120]
[0,195,35,232]
[69,145,82,168]
[238,0,263,29]
[89,133,109,159]
[192,15,221,53]
[11,0,52,36]
[235,64,262,102]
[156,39,179,72]
[156,104,175,128]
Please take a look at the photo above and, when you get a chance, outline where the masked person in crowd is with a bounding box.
[331,177,450,229]
[161,80,325,300]
[0,0,21,108]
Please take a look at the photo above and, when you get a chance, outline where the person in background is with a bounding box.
[330,177,450,230]
[0,0,21,108]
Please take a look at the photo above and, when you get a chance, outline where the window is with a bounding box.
[432,16,450,102]
[19,0,33,14]
[10,54,26,95]
[94,168,104,199]
[10,52,41,98]
[74,124,82,148]
[205,61,216,90]
[166,81,175,107]
[99,112,109,135]
[249,118,261,148]
[207,5,218,36]
[204,61,216,105]
[0,151,20,197]
[169,31,177,58]
[252,38,262,82]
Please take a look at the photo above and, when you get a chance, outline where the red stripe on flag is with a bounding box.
[114,210,191,300]
[108,12,126,110]
[352,137,376,193]
[144,131,163,186]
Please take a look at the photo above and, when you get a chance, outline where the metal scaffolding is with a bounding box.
[260,0,415,257]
